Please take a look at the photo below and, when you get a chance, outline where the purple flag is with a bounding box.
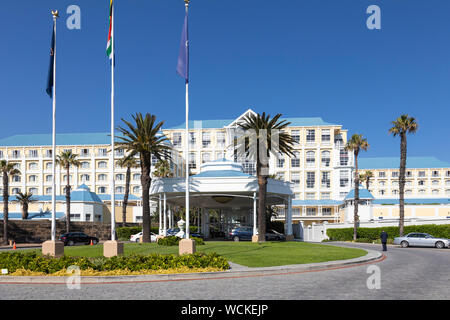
[176,11,189,82]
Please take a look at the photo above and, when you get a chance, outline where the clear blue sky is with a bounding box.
[0,0,449,161]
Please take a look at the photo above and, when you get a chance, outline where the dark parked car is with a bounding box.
[59,232,99,246]
[229,227,253,241]
[265,229,286,241]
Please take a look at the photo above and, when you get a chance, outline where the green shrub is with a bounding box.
[0,251,229,274]
[327,224,450,242]
[157,236,205,246]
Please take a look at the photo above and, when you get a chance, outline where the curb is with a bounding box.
[0,248,384,284]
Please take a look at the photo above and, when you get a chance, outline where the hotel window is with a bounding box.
[173,132,182,147]
[446,180,450,186]
[133,186,141,193]
[432,189,439,195]
[339,192,347,198]
[418,180,425,186]
[189,152,196,169]
[392,181,398,187]
[29,162,38,170]
[339,148,348,166]
[306,151,315,167]
[392,171,399,178]
[276,172,285,181]
[321,192,331,200]
[0,151,3,159]
[306,192,315,200]
[379,190,385,196]
[202,132,211,148]
[11,150,20,159]
[406,181,412,187]
[45,150,52,158]
[293,208,301,216]
[116,174,125,181]
[322,208,332,216]
[98,174,107,181]
[12,163,20,170]
[446,171,450,177]
[45,187,52,195]
[216,132,225,147]
[63,149,72,154]
[115,148,124,157]
[44,162,52,170]
[419,189,426,195]
[115,186,125,194]
[80,174,90,182]
[46,175,53,182]
[242,160,256,176]
[151,156,158,166]
[28,150,38,158]
[306,208,316,216]
[378,171,386,178]
[379,180,386,187]
[306,172,315,189]
[189,132,196,147]
[11,188,20,195]
[98,161,107,169]
[28,175,37,183]
[406,171,412,178]
[432,171,439,177]
[321,151,330,167]
[98,187,107,194]
[98,148,108,156]
[291,130,300,144]
[445,189,450,196]
[291,173,300,187]
[321,129,331,142]
[392,190,399,195]
[29,188,38,195]
[432,180,439,186]
[293,193,300,200]
[133,173,141,181]
[321,172,330,188]
[418,171,426,177]
[202,153,211,164]
[12,175,21,183]
[277,153,285,168]
[291,151,300,168]
[81,162,90,169]
[306,130,315,143]
[340,170,349,187]
[63,175,72,183]
[216,151,225,160]
[70,214,80,221]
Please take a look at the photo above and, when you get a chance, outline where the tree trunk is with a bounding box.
[2,173,8,245]
[65,165,71,233]
[257,161,268,242]
[141,153,152,243]
[353,151,359,241]
[22,203,28,220]
[399,132,407,236]
[122,166,131,227]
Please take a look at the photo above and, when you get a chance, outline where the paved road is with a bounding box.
[0,242,448,300]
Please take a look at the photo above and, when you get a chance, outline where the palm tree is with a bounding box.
[117,154,140,227]
[238,112,294,242]
[116,113,171,243]
[56,150,80,233]
[345,134,369,241]
[359,170,374,190]
[0,161,20,245]
[389,115,418,236]
[153,159,174,178]
[13,192,37,220]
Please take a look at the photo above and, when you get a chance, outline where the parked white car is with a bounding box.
[130,232,157,243]
[393,233,450,249]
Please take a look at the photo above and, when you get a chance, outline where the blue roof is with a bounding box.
[359,157,450,169]
[166,117,337,130]
[194,170,252,178]
[345,185,375,200]
[373,198,450,205]
[292,200,342,206]
[0,212,65,220]
[98,194,141,201]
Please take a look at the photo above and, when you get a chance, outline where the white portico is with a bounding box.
[150,159,294,240]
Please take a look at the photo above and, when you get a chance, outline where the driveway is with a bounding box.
[0,242,448,300]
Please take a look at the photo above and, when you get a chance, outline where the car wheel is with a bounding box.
[68,240,74,246]
[400,241,409,248]
[233,236,240,242]
[435,241,444,249]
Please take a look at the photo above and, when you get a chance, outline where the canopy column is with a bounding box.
[163,193,167,236]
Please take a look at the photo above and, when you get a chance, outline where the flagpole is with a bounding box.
[184,0,190,240]
[110,0,116,241]
[51,10,59,242]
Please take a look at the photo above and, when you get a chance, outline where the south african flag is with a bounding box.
[106,0,113,59]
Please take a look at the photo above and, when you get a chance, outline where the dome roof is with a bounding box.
[344,185,374,200]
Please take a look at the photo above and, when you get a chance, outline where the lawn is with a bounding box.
[32,241,367,268]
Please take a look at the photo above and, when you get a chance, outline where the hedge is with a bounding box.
[157,236,205,246]
[327,224,450,242]
[0,251,229,274]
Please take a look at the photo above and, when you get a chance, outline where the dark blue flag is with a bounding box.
[46,23,55,98]
[176,11,189,82]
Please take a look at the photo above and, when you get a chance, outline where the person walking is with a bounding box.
[380,230,388,251]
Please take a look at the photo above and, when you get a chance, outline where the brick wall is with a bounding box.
[0,220,141,243]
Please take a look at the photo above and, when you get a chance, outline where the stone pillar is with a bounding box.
[286,196,294,241]
[103,240,124,258]
[42,240,64,258]
[252,193,259,243]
